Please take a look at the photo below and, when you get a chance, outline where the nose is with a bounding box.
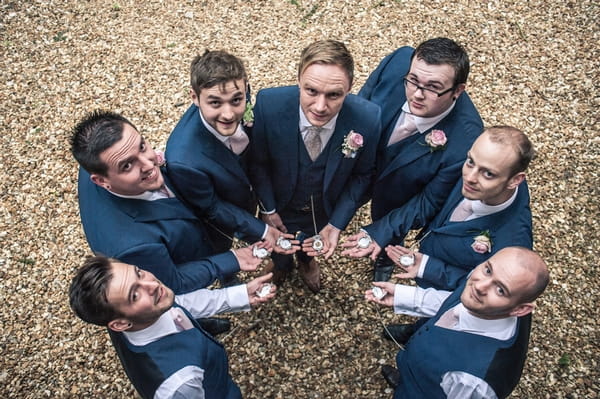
[463,167,477,183]
[473,278,491,296]
[313,95,327,112]
[140,278,159,294]
[221,105,235,121]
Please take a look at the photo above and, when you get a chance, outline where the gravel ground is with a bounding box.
[1,0,598,398]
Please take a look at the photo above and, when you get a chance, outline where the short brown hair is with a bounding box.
[69,256,123,326]
[297,40,354,85]
[190,50,247,96]
[484,125,535,176]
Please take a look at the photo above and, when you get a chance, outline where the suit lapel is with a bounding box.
[196,122,251,187]
[112,193,197,222]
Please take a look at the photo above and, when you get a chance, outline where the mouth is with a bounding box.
[463,182,477,193]
[142,167,158,182]
[155,285,162,305]
[470,285,482,304]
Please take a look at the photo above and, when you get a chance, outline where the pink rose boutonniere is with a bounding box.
[424,129,447,152]
[471,230,492,254]
[154,149,166,167]
[341,130,364,158]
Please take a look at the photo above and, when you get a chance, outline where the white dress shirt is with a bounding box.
[298,105,338,151]
[390,101,456,139]
[123,284,250,399]
[393,284,518,399]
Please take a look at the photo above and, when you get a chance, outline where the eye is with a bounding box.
[140,141,146,152]
[136,268,142,278]
[209,100,221,107]
[496,286,505,296]
[483,265,491,275]
[306,88,317,95]
[231,97,243,106]
[132,290,139,301]
[121,162,132,172]
[465,157,474,167]
[328,92,341,100]
[483,170,495,179]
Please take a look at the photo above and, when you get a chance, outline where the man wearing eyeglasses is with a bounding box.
[342,38,483,282]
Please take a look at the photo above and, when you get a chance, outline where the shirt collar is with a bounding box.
[401,101,456,134]
[108,184,173,201]
[456,303,517,341]
[470,186,519,217]
[298,105,338,134]
[123,310,179,346]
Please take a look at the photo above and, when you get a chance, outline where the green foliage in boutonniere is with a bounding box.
[243,101,254,127]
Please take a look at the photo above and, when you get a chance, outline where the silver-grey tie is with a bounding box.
[304,126,322,161]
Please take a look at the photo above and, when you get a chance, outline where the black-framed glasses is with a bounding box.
[403,77,455,97]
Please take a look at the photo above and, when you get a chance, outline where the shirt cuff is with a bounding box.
[417,254,429,278]
[261,224,269,240]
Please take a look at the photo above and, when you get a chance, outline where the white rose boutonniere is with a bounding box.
[423,129,447,152]
[341,130,364,158]
[471,230,492,254]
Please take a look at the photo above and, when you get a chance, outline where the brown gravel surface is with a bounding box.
[1,0,598,398]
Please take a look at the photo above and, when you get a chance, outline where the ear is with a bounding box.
[90,173,110,190]
[190,88,200,107]
[452,83,466,99]
[506,172,526,190]
[509,302,535,318]
[108,318,133,332]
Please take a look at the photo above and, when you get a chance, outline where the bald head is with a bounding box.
[503,247,549,303]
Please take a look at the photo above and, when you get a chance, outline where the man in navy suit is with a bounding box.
[378,126,535,343]
[166,51,294,260]
[71,110,268,295]
[248,40,381,293]
[69,255,276,399]
[342,38,483,282]
[367,247,549,398]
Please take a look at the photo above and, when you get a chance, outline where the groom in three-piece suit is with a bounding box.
[343,38,483,282]
[249,40,381,293]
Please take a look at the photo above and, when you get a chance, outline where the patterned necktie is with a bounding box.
[449,198,473,222]
[228,129,250,155]
[388,113,417,146]
[170,307,194,331]
[304,126,323,161]
[435,306,459,329]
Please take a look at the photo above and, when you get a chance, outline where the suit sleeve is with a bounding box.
[116,244,239,294]
[247,91,278,212]
[328,107,382,230]
[364,159,464,246]
[418,224,533,291]
[167,162,266,241]
[358,49,403,100]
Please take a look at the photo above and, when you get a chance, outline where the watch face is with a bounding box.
[256,283,273,297]
[277,237,292,250]
[312,236,324,251]
[357,236,371,249]
[400,254,415,266]
[253,246,270,258]
[371,286,386,300]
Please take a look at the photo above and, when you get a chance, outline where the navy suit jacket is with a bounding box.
[360,46,483,243]
[165,105,265,244]
[249,86,381,230]
[417,178,533,290]
[77,168,239,294]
